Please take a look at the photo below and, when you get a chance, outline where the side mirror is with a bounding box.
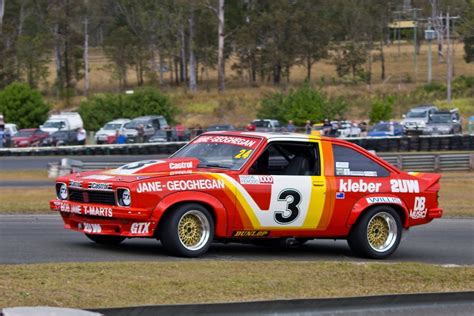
[402,114,406,118]
[39,125,43,129]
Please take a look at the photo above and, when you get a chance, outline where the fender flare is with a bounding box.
[151,191,227,237]
[346,194,410,228]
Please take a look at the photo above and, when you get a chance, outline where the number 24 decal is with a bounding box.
[234,149,252,159]
[275,189,301,224]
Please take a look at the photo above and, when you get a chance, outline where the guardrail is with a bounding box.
[378,152,474,171]
[2,134,473,157]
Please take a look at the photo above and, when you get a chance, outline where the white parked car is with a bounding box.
[40,112,84,134]
[401,105,438,135]
[95,119,131,144]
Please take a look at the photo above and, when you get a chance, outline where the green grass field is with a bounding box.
[0,261,472,308]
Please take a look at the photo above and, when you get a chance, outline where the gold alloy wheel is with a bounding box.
[366,212,397,252]
[177,210,210,251]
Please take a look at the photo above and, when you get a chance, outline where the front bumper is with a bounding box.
[50,199,157,237]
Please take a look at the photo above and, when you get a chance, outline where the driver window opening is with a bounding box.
[249,142,321,176]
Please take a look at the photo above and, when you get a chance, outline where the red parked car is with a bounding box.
[51,132,442,258]
[12,128,49,147]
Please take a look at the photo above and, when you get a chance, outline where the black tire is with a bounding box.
[160,203,214,257]
[85,234,126,245]
[347,206,402,259]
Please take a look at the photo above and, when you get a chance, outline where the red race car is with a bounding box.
[50,132,442,258]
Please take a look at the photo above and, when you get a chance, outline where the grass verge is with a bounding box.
[0,169,49,181]
[0,188,54,214]
[0,261,472,308]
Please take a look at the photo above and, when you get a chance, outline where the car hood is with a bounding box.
[65,158,202,184]
[401,118,426,124]
[12,136,32,142]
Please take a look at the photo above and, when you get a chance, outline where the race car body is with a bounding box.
[50,132,442,258]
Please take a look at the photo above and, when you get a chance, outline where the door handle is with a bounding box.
[313,181,325,187]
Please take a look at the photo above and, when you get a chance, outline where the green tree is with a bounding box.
[0,82,50,128]
[459,0,474,63]
[258,84,347,125]
[369,96,394,124]
[78,88,178,131]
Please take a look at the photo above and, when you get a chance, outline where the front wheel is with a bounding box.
[160,203,214,257]
[347,206,402,259]
[85,234,126,245]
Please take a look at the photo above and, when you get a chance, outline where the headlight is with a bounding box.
[57,183,68,200]
[118,188,131,206]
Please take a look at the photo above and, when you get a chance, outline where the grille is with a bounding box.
[69,189,116,206]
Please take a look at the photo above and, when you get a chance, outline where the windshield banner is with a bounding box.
[193,135,260,149]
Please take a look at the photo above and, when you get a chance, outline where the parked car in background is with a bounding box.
[334,121,361,138]
[206,124,236,132]
[12,128,49,147]
[400,105,438,135]
[123,115,169,143]
[41,130,79,146]
[368,122,404,137]
[40,112,84,134]
[251,119,281,132]
[148,130,172,143]
[424,110,462,135]
[5,123,18,137]
[95,119,131,144]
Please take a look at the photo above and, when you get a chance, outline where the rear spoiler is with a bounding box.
[408,172,441,190]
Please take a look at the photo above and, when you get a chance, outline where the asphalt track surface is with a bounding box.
[0,155,167,170]
[1,215,472,265]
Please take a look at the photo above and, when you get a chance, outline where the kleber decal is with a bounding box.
[83,175,114,181]
[366,197,402,204]
[88,182,112,190]
[339,179,381,193]
[391,179,420,193]
[410,196,427,219]
[130,222,151,234]
[193,135,259,148]
[232,230,269,237]
[239,175,273,185]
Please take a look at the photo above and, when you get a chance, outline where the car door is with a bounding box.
[232,141,327,231]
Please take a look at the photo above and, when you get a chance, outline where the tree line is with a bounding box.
[0,0,472,100]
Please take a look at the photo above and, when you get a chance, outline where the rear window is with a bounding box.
[332,145,389,177]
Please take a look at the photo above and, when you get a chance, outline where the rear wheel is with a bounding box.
[347,206,402,259]
[160,203,214,257]
[85,234,126,245]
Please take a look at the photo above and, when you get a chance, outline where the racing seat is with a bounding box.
[285,156,310,175]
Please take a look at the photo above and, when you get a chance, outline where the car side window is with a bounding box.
[332,144,389,177]
[249,142,321,176]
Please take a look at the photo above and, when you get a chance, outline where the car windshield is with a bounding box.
[407,110,427,118]
[103,123,123,130]
[207,125,233,131]
[253,121,270,128]
[370,124,390,132]
[15,130,34,137]
[173,135,261,170]
[430,114,451,123]
[43,121,64,128]
[125,120,147,129]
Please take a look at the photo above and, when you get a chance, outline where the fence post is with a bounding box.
[397,155,403,169]
[470,153,474,171]
[434,154,440,171]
